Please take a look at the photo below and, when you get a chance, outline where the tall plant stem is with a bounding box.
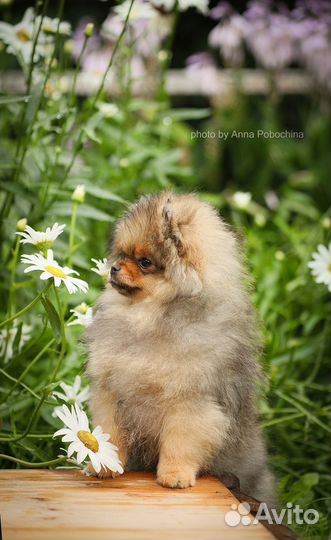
[0,336,55,406]
[0,281,52,329]
[61,0,136,186]
[0,390,48,442]
[0,455,67,468]
[68,202,78,267]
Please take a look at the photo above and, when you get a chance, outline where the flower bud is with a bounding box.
[72,184,86,204]
[275,250,285,261]
[157,50,168,63]
[76,302,89,314]
[84,23,94,38]
[119,158,129,168]
[64,39,74,55]
[16,218,27,232]
[322,216,331,229]
[255,213,266,227]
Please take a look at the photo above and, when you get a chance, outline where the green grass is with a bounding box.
[0,4,330,539]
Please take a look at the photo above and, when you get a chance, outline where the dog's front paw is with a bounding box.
[84,462,120,479]
[157,465,196,489]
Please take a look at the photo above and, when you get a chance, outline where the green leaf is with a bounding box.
[25,81,43,126]
[47,202,114,222]
[0,95,30,105]
[77,204,115,222]
[41,296,62,344]
[83,126,101,144]
[69,183,128,204]
[12,321,23,356]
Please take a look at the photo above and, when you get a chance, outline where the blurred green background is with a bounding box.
[0,1,330,539]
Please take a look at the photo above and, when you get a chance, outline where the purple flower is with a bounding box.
[82,46,113,74]
[130,13,171,58]
[209,14,246,67]
[209,1,233,21]
[101,14,124,43]
[244,0,272,21]
[293,0,331,22]
[206,0,331,91]
[186,52,219,94]
[245,12,297,70]
[299,24,331,90]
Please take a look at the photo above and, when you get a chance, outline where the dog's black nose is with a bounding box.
[111,265,120,276]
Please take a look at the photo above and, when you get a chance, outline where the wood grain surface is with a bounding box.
[0,470,275,540]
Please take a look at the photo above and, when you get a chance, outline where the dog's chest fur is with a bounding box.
[88,308,221,402]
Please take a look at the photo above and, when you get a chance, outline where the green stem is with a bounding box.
[1,236,22,364]
[68,202,78,266]
[69,34,89,106]
[92,0,135,107]
[0,390,47,442]
[0,336,55,406]
[0,454,67,468]
[8,236,21,316]
[6,323,47,369]
[306,318,329,384]
[275,390,331,434]
[26,0,49,92]
[1,0,65,224]
[0,433,54,439]
[0,368,41,401]
[61,0,135,185]
[157,9,178,104]
[262,412,304,428]
[49,286,67,382]
[0,2,48,225]
[0,281,52,329]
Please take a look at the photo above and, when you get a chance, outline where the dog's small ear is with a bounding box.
[162,198,184,254]
[162,198,173,223]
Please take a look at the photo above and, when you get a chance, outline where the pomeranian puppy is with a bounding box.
[86,192,275,504]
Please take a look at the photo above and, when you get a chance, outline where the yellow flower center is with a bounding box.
[77,430,99,453]
[328,263,331,273]
[45,265,67,279]
[16,29,31,42]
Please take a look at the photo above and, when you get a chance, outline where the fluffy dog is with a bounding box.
[86,192,275,504]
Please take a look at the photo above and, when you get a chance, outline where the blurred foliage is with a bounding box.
[0,2,330,540]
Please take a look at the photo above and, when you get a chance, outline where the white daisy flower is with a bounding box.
[54,404,123,474]
[0,8,53,64]
[0,322,31,363]
[37,16,71,36]
[52,375,89,417]
[91,258,109,280]
[16,223,65,251]
[115,0,155,22]
[308,242,331,292]
[151,0,208,13]
[232,191,252,209]
[68,303,93,327]
[97,102,119,119]
[178,0,209,13]
[21,249,88,294]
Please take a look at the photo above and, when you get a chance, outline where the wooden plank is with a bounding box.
[0,470,275,540]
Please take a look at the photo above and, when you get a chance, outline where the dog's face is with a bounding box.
[109,241,163,300]
[108,194,205,303]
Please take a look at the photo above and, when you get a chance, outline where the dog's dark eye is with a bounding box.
[138,258,152,269]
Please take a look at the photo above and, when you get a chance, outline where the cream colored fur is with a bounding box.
[86,193,275,504]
